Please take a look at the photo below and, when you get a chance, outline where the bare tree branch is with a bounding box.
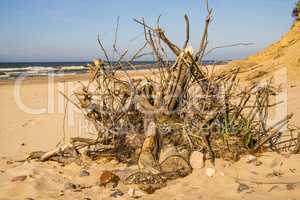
[97,34,112,67]
[205,43,253,56]
[113,16,120,54]
[134,18,181,56]
[183,14,190,49]
[194,0,213,63]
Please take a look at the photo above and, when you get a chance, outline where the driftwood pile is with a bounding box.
[27,3,299,193]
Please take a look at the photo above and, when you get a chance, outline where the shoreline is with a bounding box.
[0,68,160,85]
[0,73,90,85]
[0,64,229,85]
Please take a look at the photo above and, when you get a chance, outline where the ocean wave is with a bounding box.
[0,66,57,72]
[0,74,10,79]
[60,65,86,70]
[0,65,88,72]
[0,62,90,80]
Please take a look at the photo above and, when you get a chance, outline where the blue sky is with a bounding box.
[0,0,297,62]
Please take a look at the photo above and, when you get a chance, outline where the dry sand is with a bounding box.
[1,70,300,200]
[1,151,300,200]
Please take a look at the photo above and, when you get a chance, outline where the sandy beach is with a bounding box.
[0,69,159,157]
[1,65,300,199]
[1,1,300,199]
[1,35,300,200]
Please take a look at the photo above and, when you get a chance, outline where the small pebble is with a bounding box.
[110,189,124,198]
[190,151,204,169]
[237,183,250,193]
[110,159,120,165]
[64,182,77,190]
[128,187,145,198]
[128,188,135,197]
[206,168,216,177]
[99,171,120,188]
[80,169,90,177]
[254,160,262,166]
[245,155,257,163]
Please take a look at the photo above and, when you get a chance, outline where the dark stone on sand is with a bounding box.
[110,189,124,198]
[80,169,90,177]
[99,171,120,188]
[237,183,250,193]
[64,182,77,190]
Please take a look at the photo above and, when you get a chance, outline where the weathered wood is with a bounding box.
[40,143,73,161]
[293,133,300,153]
[138,120,160,173]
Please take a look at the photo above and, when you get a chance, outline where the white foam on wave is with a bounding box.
[0,65,87,72]
[0,74,10,79]
[0,64,88,79]
[0,66,57,72]
[60,65,86,70]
